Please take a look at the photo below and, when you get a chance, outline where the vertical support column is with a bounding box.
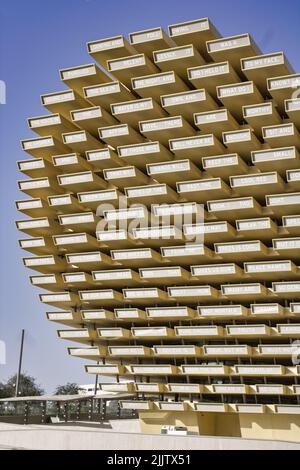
[24,401,29,425]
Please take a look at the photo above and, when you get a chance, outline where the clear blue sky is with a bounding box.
[0,0,300,393]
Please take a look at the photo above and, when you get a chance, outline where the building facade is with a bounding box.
[17,17,300,441]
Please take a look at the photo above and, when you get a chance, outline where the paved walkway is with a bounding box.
[0,421,300,450]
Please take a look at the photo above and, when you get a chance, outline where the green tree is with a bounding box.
[0,373,44,398]
[54,382,79,395]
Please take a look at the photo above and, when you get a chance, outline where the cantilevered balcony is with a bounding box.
[262,123,300,149]
[146,159,202,186]
[194,108,239,140]
[79,289,123,305]
[169,134,225,161]
[92,268,141,287]
[272,281,300,298]
[234,364,285,377]
[41,89,89,120]
[180,364,229,376]
[235,218,278,241]
[285,98,300,129]
[168,17,220,57]
[286,169,300,191]
[99,123,144,147]
[206,33,261,69]
[140,116,196,147]
[58,327,98,343]
[282,215,300,236]
[132,226,183,248]
[197,304,248,319]
[214,240,268,261]
[217,81,263,120]
[146,306,196,321]
[139,266,190,285]
[83,81,133,110]
[40,292,79,309]
[131,326,174,339]
[77,188,122,212]
[191,263,243,283]
[267,74,300,110]
[23,254,67,273]
[81,309,114,322]
[110,247,163,267]
[114,308,146,321]
[87,35,137,67]
[168,285,218,302]
[208,197,263,221]
[62,272,94,289]
[53,233,99,253]
[127,364,178,375]
[16,198,55,218]
[251,147,300,174]
[225,324,271,337]
[18,177,61,198]
[129,26,176,57]
[153,44,205,79]
[202,153,248,178]
[177,177,231,203]
[29,274,63,291]
[188,61,239,99]
[222,129,261,159]
[131,71,188,100]
[28,113,76,138]
[183,221,236,244]
[266,192,300,215]
[71,106,116,136]
[48,194,85,214]
[19,237,55,256]
[250,303,285,318]
[62,130,102,152]
[125,183,179,206]
[21,136,68,159]
[96,229,137,249]
[112,98,166,130]
[161,89,217,123]
[203,344,252,358]
[272,237,300,259]
[108,346,151,356]
[52,153,91,173]
[59,63,108,96]
[123,287,169,305]
[57,212,100,234]
[85,148,123,170]
[161,244,214,264]
[97,327,131,340]
[85,364,125,375]
[118,142,172,169]
[221,283,269,301]
[46,310,82,326]
[244,260,297,280]
[174,325,224,338]
[242,102,281,135]
[107,54,158,87]
[103,166,149,188]
[68,346,107,359]
[16,217,59,237]
[241,51,293,94]
[57,170,107,192]
[17,158,58,178]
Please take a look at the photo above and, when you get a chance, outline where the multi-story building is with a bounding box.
[17,17,300,441]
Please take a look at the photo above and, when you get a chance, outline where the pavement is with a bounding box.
[1,421,300,450]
